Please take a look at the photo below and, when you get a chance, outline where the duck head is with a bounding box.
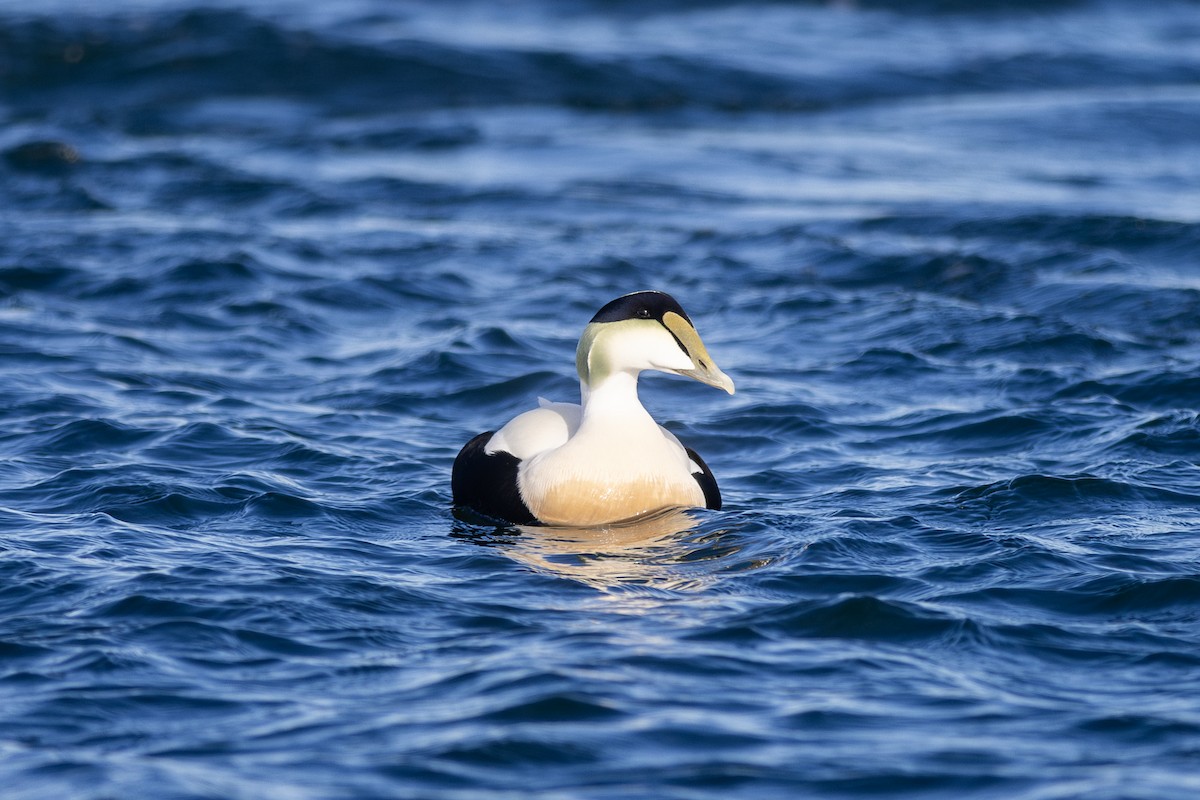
[575,291,735,394]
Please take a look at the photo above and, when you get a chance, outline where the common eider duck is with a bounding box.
[452,291,734,526]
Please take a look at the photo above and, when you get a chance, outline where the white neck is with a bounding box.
[579,369,654,429]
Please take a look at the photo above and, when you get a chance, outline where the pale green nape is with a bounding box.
[575,323,600,383]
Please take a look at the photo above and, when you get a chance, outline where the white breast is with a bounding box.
[517,415,704,526]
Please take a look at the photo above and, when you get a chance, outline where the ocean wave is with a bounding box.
[953,473,1200,523]
[3,0,1200,797]
[1058,369,1200,411]
[4,4,1196,123]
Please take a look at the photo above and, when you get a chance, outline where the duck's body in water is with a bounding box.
[452,291,734,527]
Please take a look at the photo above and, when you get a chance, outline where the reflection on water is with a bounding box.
[455,507,755,590]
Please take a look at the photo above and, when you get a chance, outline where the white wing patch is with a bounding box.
[485,398,582,461]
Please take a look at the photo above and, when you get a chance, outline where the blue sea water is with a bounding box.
[3,0,1200,797]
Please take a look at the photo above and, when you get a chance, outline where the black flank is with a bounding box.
[685,446,722,511]
[451,431,539,525]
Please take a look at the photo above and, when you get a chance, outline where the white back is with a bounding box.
[485,398,582,461]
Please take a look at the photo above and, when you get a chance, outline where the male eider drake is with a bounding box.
[451,291,734,527]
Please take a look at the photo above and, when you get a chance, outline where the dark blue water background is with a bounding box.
[3,0,1200,797]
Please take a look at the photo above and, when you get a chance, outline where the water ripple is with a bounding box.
[4,1,1200,798]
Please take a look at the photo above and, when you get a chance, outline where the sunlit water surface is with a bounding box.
[3,0,1200,797]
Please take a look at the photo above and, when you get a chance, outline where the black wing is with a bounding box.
[684,446,721,511]
[451,431,539,525]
